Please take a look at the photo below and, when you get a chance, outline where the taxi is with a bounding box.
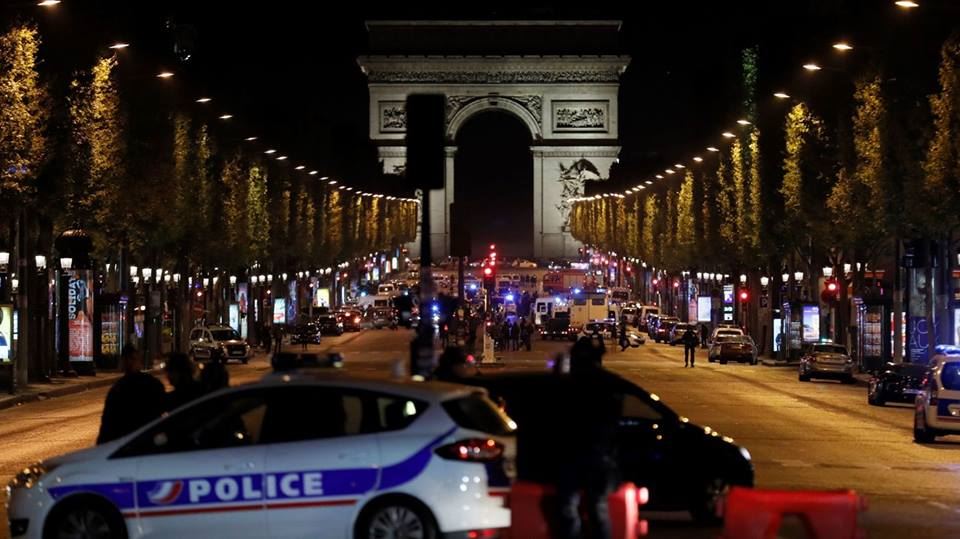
[7,375,516,539]
[914,345,960,443]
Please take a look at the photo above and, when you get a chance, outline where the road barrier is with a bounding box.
[720,487,867,539]
[508,480,648,538]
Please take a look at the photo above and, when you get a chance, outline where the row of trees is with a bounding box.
[572,33,960,281]
[0,24,417,277]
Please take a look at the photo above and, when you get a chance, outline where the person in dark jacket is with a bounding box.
[96,345,166,445]
[683,327,699,367]
[199,359,230,394]
[553,337,621,539]
[432,346,473,382]
[164,352,203,411]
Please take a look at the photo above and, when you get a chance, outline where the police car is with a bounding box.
[7,375,516,539]
[914,345,960,443]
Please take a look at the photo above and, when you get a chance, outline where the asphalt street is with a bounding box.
[2,329,958,538]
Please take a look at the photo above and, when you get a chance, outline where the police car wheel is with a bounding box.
[44,497,127,539]
[356,499,437,539]
[913,411,936,443]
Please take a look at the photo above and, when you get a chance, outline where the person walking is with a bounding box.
[520,318,532,351]
[164,353,203,411]
[510,319,521,351]
[683,327,698,367]
[618,317,629,352]
[96,345,166,445]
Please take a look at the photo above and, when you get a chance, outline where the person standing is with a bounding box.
[683,327,698,367]
[520,318,532,351]
[618,317,629,352]
[96,345,166,445]
[164,353,203,411]
[700,323,709,349]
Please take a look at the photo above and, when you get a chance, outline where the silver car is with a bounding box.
[189,325,251,363]
[799,342,854,383]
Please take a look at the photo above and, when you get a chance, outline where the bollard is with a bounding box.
[720,487,867,539]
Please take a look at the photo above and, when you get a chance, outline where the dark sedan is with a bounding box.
[337,310,364,332]
[290,322,322,345]
[315,313,344,336]
[464,370,754,523]
[868,362,928,406]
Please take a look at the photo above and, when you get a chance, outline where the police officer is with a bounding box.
[683,327,698,367]
[97,345,166,444]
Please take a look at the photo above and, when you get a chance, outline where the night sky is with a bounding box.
[5,1,959,254]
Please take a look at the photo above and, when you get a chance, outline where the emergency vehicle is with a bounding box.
[914,345,960,443]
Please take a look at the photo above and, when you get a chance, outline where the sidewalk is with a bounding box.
[0,370,129,411]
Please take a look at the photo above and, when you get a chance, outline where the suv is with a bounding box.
[653,316,679,343]
[914,346,960,443]
[189,325,251,364]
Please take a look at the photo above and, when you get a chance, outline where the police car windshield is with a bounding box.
[211,329,240,341]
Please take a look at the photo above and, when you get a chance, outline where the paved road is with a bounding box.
[2,329,958,538]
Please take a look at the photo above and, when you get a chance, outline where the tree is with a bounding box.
[676,170,696,267]
[921,32,960,236]
[246,163,270,261]
[642,196,657,265]
[221,152,248,263]
[717,150,736,254]
[746,131,762,254]
[0,24,49,204]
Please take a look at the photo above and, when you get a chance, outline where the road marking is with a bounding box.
[772,459,813,468]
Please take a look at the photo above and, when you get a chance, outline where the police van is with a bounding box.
[914,345,960,443]
[7,375,516,539]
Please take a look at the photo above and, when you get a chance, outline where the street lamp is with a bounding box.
[794,271,804,282]
[696,272,702,280]
[229,275,237,286]
[0,251,8,267]
[843,263,852,275]
[832,42,853,52]
[173,273,181,284]
[267,274,274,283]
[822,266,834,278]
[782,273,790,284]
[35,255,46,270]
[803,63,822,71]
[11,278,19,293]
[895,1,919,8]
[130,265,138,278]
[760,276,770,287]
[60,257,72,271]
[739,274,747,284]
[722,132,736,138]
[142,268,152,281]
[774,92,791,99]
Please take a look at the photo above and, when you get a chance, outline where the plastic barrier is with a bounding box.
[720,487,867,539]
[508,481,648,539]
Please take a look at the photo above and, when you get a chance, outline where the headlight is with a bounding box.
[738,447,752,462]
[9,462,54,489]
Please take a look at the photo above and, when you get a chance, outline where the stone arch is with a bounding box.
[446,97,542,142]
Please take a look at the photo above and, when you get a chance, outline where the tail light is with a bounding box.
[353,317,361,324]
[435,438,504,462]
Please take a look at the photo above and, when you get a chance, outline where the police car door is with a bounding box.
[122,388,269,537]
[260,386,381,538]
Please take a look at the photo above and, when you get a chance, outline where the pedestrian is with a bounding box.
[96,345,166,445]
[510,320,521,351]
[200,360,230,394]
[554,337,621,539]
[520,318,532,351]
[618,318,629,352]
[700,323,709,349]
[432,346,474,382]
[683,327,698,367]
[164,352,203,411]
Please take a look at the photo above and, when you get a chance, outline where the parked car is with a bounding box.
[708,335,758,365]
[914,345,960,442]
[464,370,754,523]
[709,326,744,345]
[653,316,680,343]
[540,313,576,341]
[290,322,322,345]
[868,362,928,406]
[368,307,396,329]
[189,325,251,364]
[579,319,617,340]
[799,342,855,383]
[668,323,698,346]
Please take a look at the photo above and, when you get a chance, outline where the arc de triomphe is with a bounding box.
[358,20,630,260]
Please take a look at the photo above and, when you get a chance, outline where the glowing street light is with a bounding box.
[655,174,664,179]
[693,156,703,162]
[674,163,685,169]
[803,63,822,71]
[736,119,751,125]
[295,165,305,170]
[722,132,735,138]
[309,170,318,175]
[707,146,719,152]
[895,1,919,8]
[644,180,653,185]
[109,43,130,50]
[37,0,60,6]
[276,155,287,161]
[196,97,212,103]
[832,42,853,51]
[218,114,233,120]
[245,136,257,141]
[665,169,675,174]
[773,92,791,99]
[264,149,276,154]
[328,180,337,185]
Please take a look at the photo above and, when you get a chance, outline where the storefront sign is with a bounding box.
[273,299,286,324]
[0,304,12,362]
[697,297,712,322]
[773,318,783,352]
[802,305,820,342]
[67,271,94,362]
[315,288,331,308]
[229,304,240,333]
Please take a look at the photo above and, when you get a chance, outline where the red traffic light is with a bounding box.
[739,290,749,301]
[483,267,493,276]
[489,244,496,251]
[827,281,838,293]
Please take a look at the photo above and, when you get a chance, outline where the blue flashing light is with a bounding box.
[469,284,478,291]
[431,304,439,313]
[505,294,515,302]
[573,288,582,294]
[360,291,367,297]
[935,345,960,356]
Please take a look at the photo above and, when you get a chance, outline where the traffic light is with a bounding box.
[821,278,840,305]
[482,264,495,293]
[739,289,749,302]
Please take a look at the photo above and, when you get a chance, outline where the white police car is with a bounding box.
[7,375,516,538]
[914,345,960,443]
